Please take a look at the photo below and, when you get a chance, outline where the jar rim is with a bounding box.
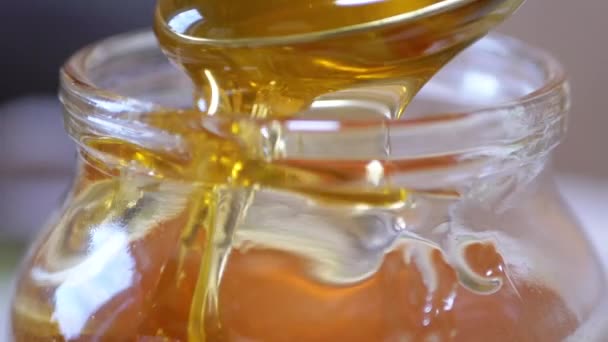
[60,30,569,186]
[61,30,568,130]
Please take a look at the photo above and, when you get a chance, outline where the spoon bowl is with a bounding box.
[155,0,525,118]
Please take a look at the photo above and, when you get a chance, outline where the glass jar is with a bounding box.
[7,31,607,341]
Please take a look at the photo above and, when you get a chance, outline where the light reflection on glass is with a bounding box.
[31,222,134,339]
[204,69,220,115]
[167,8,204,34]
[462,71,500,99]
[335,0,385,6]
[286,120,341,132]
[366,159,385,186]
[310,99,392,118]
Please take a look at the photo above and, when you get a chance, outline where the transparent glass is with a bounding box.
[7,31,607,341]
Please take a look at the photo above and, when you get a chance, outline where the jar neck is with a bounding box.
[59,32,570,199]
[62,96,566,202]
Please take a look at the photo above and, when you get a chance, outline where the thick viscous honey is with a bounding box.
[10,0,583,341]
[13,181,577,342]
[154,0,524,118]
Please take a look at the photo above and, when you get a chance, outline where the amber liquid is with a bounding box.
[154,0,523,118]
[10,0,581,341]
[11,167,577,341]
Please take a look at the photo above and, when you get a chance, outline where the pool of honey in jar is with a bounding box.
[10,165,578,341]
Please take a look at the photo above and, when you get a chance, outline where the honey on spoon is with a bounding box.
[155,0,524,119]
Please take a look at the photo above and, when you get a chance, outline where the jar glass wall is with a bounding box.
[7,31,607,341]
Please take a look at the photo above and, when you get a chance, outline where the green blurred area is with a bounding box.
[0,238,26,330]
[0,239,26,275]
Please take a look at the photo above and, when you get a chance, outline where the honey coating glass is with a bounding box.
[7,31,608,341]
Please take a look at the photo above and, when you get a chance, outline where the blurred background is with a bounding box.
[0,0,606,320]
